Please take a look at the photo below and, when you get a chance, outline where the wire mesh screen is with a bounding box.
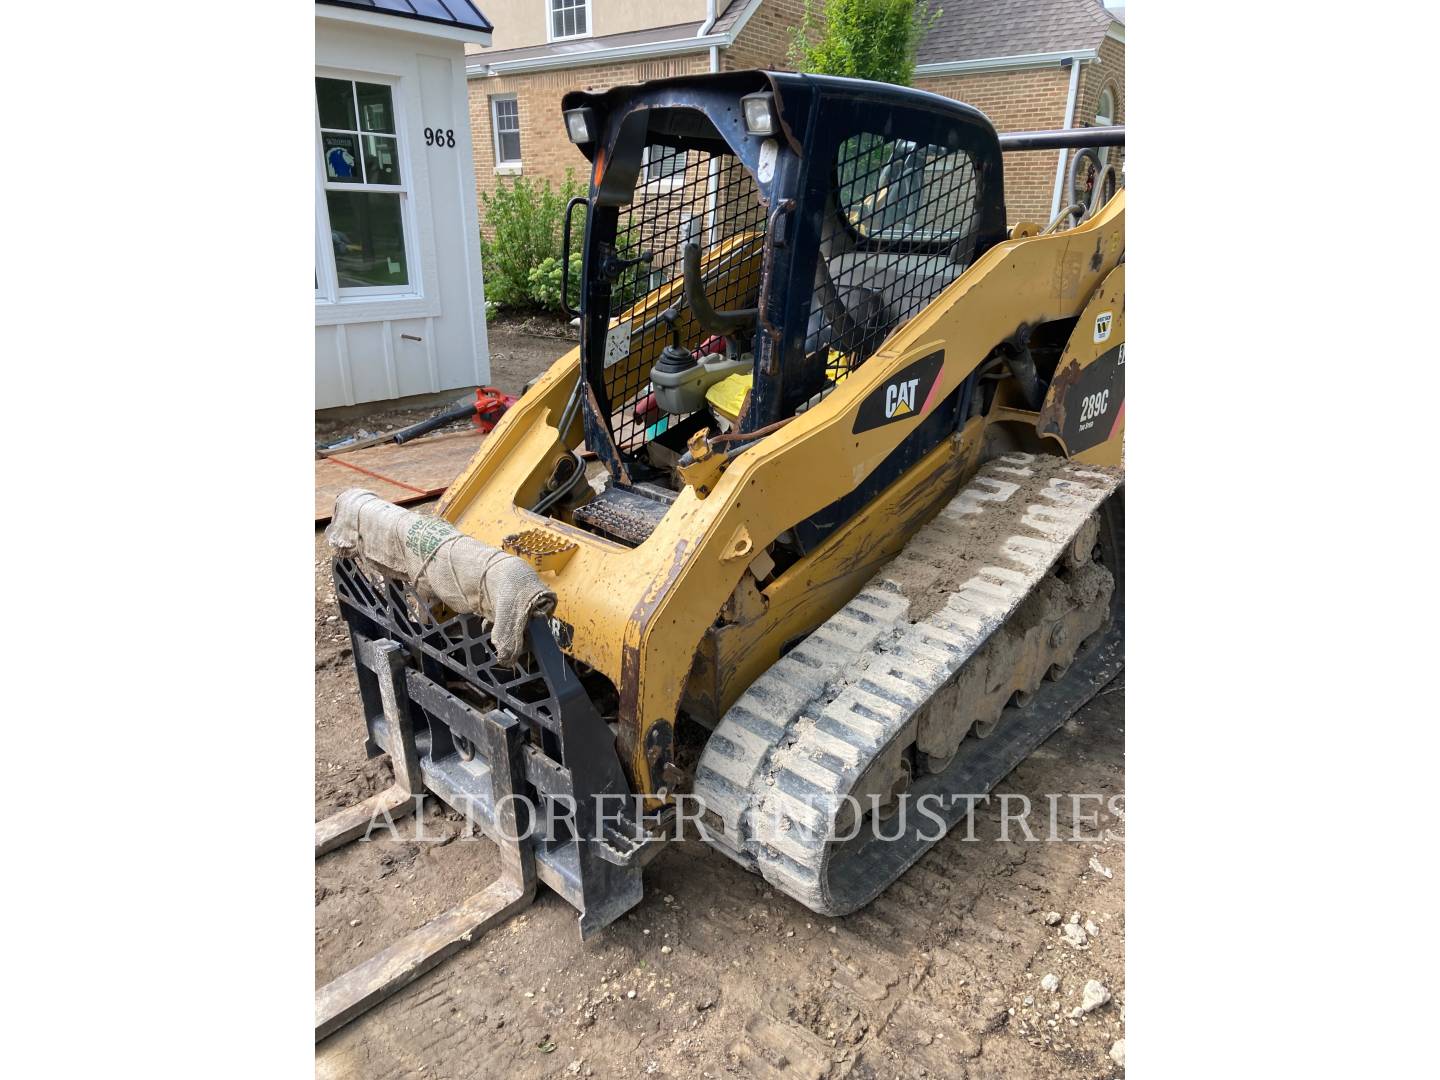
[809,134,981,383]
[600,142,767,451]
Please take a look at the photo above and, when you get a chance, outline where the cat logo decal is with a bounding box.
[853,351,945,434]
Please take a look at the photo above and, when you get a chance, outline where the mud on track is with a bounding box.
[315,536,1125,1080]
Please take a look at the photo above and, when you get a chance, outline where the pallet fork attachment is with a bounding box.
[316,559,660,1041]
[314,638,539,1041]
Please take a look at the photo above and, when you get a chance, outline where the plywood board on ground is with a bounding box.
[315,430,485,523]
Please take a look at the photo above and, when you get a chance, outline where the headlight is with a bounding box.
[740,93,777,136]
[564,107,597,145]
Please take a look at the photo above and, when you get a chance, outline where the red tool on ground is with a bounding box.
[469,385,515,433]
[319,386,518,458]
[394,385,515,443]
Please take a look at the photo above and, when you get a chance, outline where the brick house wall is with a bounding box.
[468,55,711,229]
[915,65,1073,226]
[467,0,806,228]
[467,2,1122,234]
[721,0,805,71]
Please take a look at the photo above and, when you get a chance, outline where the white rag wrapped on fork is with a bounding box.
[326,489,555,665]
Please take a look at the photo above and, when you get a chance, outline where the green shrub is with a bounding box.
[788,0,940,86]
[480,170,585,311]
[527,253,583,313]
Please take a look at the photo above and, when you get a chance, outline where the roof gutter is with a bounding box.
[700,0,718,73]
[914,47,1098,77]
[469,31,727,76]
[1049,56,1084,221]
[468,2,762,77]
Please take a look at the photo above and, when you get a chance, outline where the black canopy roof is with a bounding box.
[318,0,493,35]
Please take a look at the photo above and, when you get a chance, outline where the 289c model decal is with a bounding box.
[1037,343,1126,454]
[1078,389,1110,424]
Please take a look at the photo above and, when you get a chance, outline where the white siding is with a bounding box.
[315,19,490,408]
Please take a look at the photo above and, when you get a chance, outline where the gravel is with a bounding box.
[1079,980,1112,1014]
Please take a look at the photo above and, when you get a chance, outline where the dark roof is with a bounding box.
[318,0,493,35]
[712,0,761,36]
[918,0,1117,65]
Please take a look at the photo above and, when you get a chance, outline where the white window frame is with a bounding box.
[641,144,687,192]
[547,0,591,43]
[1095,85,1116,166]
[490,94,522,173]
[315,70,422,304]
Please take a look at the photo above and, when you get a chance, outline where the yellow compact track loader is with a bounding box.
[316,70,1124,1037]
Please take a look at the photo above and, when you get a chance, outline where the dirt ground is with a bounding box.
[314,325,1126,1079]
[315,316,577,447]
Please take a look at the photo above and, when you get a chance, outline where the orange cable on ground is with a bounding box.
[327,454,433,497]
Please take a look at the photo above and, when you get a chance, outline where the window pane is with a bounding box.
[323,132,362,182]
[356,82,395,134]
[326,191,409,287]
[647,144,686,180]
[316,77,356,130]
[550,0,586,37]
[499,130,521,164]
[362,135,402,185]
[493,97,520,162]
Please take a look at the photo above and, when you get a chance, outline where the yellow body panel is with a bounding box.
[1038,264,1125,467]
[439,192,1126,792]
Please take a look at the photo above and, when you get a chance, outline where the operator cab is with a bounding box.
[554,71,1007,545]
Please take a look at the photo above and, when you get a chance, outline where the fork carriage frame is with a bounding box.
[330,556,659,931]
[314,557,668,1040]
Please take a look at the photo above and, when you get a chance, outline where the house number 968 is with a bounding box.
[424,128,455,147]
